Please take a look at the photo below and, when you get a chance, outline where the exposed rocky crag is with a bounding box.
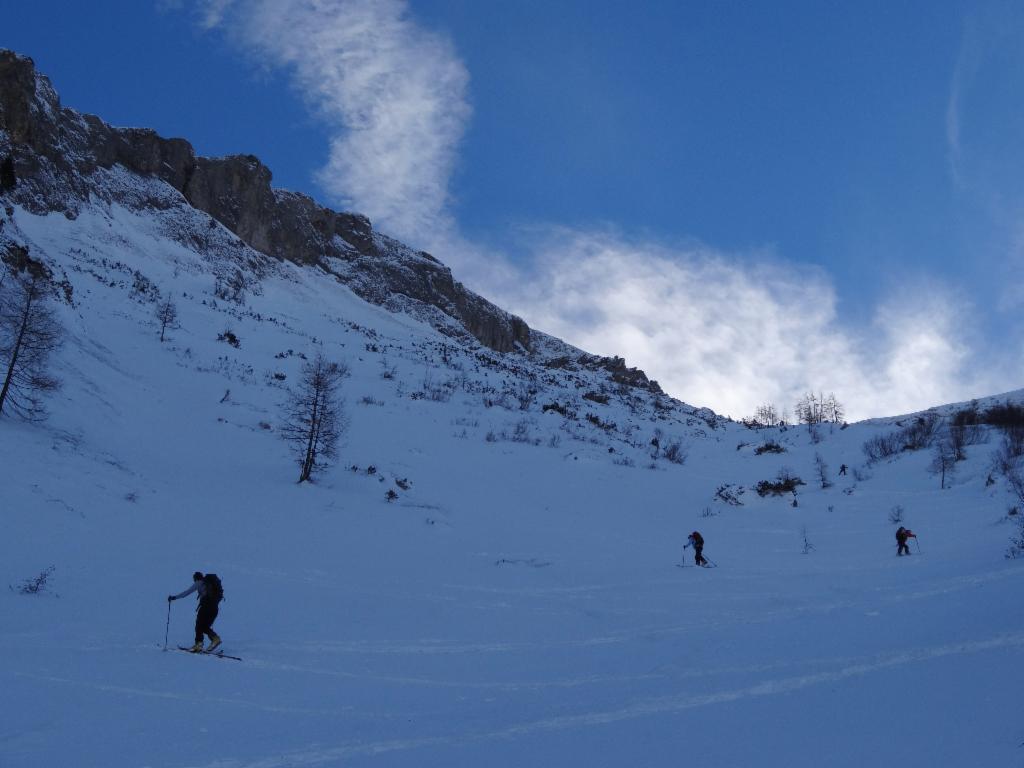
[0,49,665,396]
[0,50,532,355]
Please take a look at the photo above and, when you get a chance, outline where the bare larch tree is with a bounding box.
[156,296,178,342]
[280,353,347,483]
[0,272,62,420]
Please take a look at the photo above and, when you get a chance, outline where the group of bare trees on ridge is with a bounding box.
[748,392,845,429]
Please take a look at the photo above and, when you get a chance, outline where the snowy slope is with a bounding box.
[2,180,1024,768]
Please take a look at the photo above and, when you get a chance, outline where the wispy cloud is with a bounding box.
[486,228,1010,421]
[197,0,470,246]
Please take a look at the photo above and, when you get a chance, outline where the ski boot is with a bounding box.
[188,642,204,653]
[206,634,222,652]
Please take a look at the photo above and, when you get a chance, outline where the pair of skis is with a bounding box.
[176,645,242,661]
[677,561,717,569]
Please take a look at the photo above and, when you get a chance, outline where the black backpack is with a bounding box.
[203,573,224,603]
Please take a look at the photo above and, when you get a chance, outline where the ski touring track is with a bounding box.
[175,631,1024,768]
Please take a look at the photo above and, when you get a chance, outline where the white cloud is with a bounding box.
[484,229,1009,421]
[198,0,470,246]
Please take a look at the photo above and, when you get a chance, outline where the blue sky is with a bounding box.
[4,1,1023,419]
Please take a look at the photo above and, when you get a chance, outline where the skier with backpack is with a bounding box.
[895,527,917,556]
[168,571,224,652]
[684,531,709,567]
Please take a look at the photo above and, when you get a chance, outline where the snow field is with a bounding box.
[2,197,1023,767]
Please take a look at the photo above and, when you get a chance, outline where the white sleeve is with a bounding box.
[171,582,199,600]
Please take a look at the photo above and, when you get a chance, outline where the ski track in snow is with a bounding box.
[178,632,1024,768]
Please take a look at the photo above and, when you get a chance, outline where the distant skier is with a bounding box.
[839,464,848,476]
[684,531,708,567]
[168,571,224,652]
[895,527,916,556]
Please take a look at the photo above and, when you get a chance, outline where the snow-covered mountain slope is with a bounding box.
[2,53,1024,768]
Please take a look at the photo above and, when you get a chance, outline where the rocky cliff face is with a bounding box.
[0,50,670,398]
[0,50,530,354]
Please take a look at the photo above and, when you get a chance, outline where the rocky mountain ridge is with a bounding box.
[0,50,545,357]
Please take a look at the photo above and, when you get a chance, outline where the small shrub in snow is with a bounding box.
[542,402,575,419]
[548,434,561,448]
[11,565,56,596]
[814,452,832,489]
[889,505,905,525]
[701,506,719,518]
[714,484,745,506]
[395,478,411,491]
[985,402,1024,431]
[131,270,158,302]
[801,527,815,554]
[948,423,984,458]
[586,413,616,431]
[511,420,534,443]
[514,384,538,411]
[901,415,940,451]
[613,456,635,467]
[663,440,687,465]
[754,440,786,455]
[1006,514,1024,559]
[360,395,384,406]
[755,468,806,497]
[217,330,240,348]
[862,432,900,462]
[485,431,497,443]
[214,270,246,304]
[583,391,609,405]
[385,489,399,503]
[863,415,940,463]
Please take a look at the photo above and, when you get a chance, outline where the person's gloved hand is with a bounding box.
[167,595,174,602]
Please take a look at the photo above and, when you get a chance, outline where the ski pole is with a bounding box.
[164,600,171,651]
[914,538,922,554]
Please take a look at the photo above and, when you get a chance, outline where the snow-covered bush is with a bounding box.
[714,484,744,506]
[863,416,940,463]
[217,329,240,348]
[754,440,785,455]
[755,468,805,497]
[1006,514,1024,559]
[663,440,687,465]
[10,565,56,596]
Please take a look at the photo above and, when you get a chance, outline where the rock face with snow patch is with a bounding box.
[0,50,530,354]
